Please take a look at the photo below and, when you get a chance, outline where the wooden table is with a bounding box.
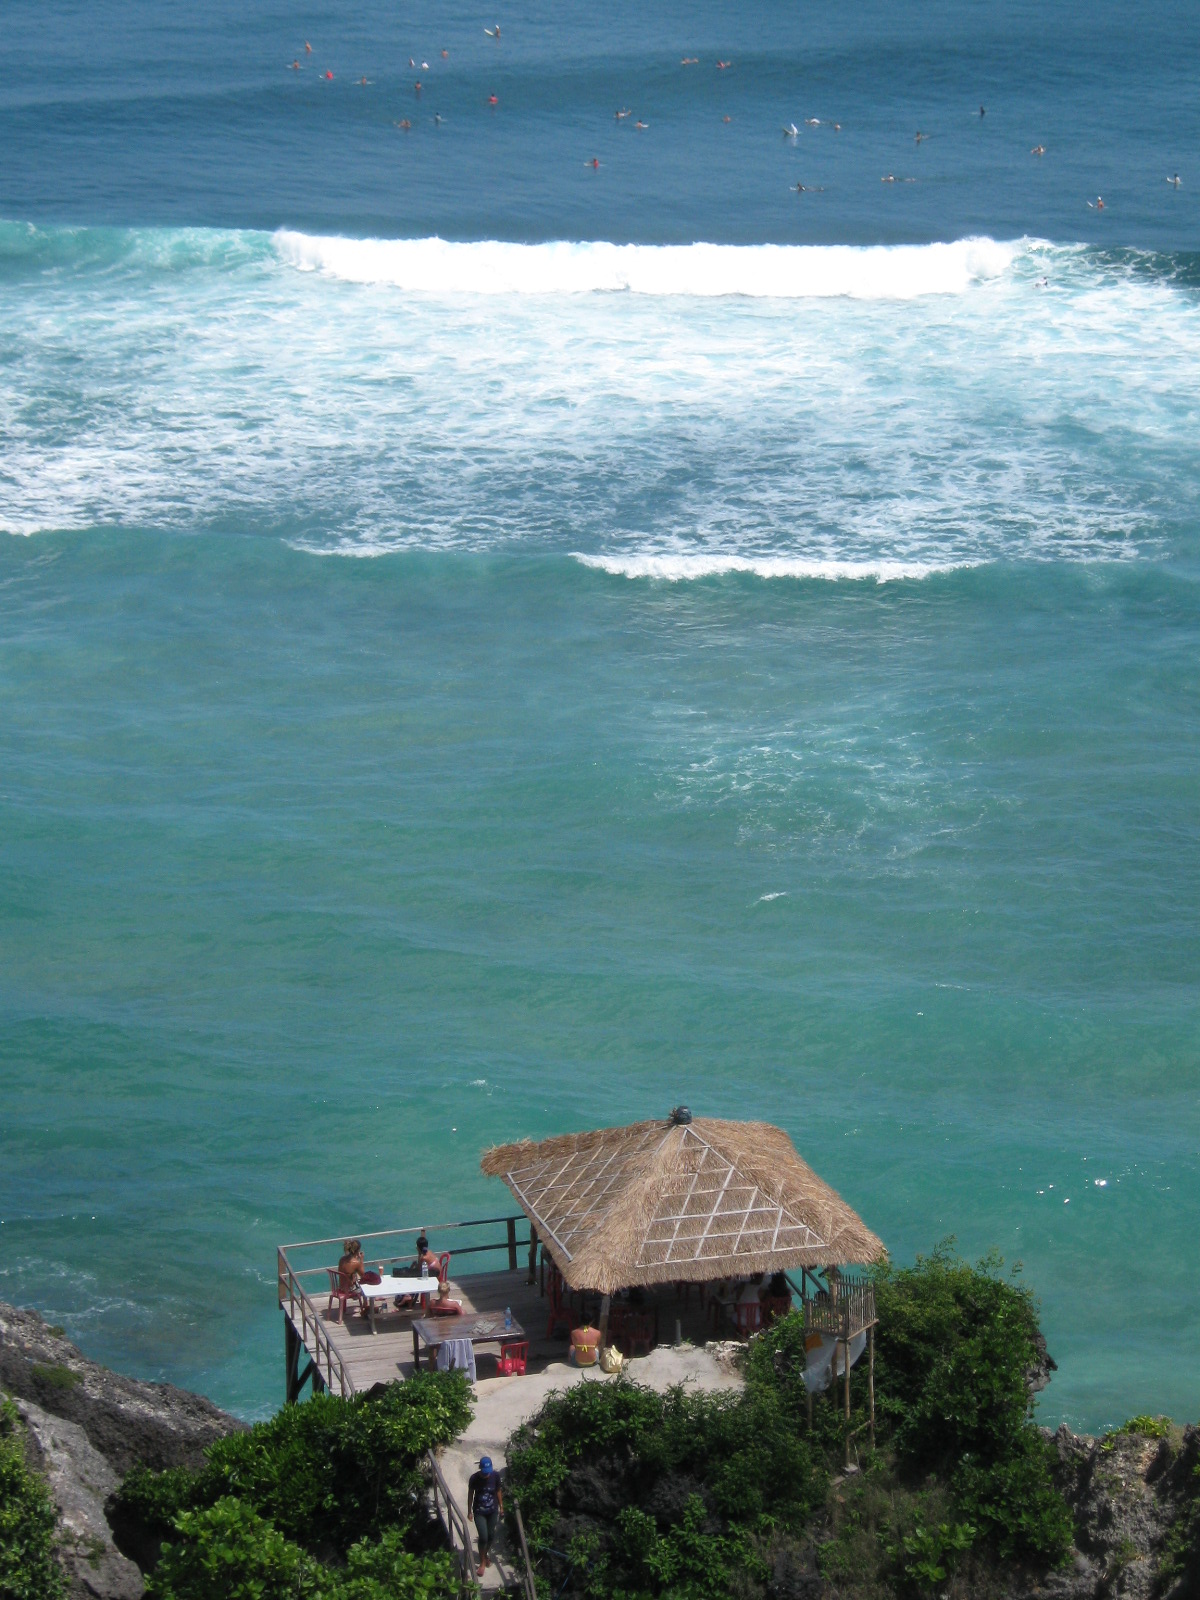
[412,1310,525,1371]
[357,1277,435,1334]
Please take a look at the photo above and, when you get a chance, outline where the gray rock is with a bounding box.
[0,1300,244,1475]
[13,1396,144,1600]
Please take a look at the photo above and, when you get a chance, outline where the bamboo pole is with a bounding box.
[868,1324,875,1450]
[597,1293,611,1353]
[527,1223,538,1285]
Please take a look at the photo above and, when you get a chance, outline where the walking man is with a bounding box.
[467,1454,504,1576]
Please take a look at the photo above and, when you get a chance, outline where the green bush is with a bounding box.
[506,1375,824,1600]
[147,1498,322,1600]
[147,1502,459,1600]
[113,1372,472,1564]
[114,1376,470,1600]
[873,1244,1072,1566]
[0,1397,65,1600]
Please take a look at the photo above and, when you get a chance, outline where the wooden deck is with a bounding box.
[281,1267,727,1396]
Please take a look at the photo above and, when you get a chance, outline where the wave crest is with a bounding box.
[571,552,975,582]
[272,231,1021,300]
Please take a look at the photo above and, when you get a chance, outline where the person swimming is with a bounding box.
[484,24,500,38]
[487,93,498,105]
[304,40,312,52]
[1031,145,1045,156]
[783,123,798,137]
[1168,173,1182,187]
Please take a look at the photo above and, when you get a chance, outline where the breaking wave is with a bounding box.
[272,230,1022,299]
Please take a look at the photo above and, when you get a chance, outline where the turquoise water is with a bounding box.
[2,0,1199,1429]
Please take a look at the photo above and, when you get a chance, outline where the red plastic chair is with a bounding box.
[326,1268,360,1323]
[734,1300,764,1339]
[437,1252,451,1282]
[609,1305,655,1358]
[498,1340,528,1376]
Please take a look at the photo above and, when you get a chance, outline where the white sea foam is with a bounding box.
[2,226,1195,571]
[273,230,1020,300]
[572,552,975,582]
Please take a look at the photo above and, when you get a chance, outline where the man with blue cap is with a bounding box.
[467,1454,504,1576]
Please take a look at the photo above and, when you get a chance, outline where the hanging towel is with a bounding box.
[436,1337,477,1383]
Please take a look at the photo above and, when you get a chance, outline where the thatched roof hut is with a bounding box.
[480,1112,885,1296]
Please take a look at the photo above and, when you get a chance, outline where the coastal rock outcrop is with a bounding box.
[0,1300,243,1475]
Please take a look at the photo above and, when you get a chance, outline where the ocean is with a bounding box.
[1,0,1197,1428]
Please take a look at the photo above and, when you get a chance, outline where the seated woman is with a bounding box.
[394,1233,444,1309]
[411,1233,443,1279]
[428,1280,464,1317]
[569,1323,600,1367]
[338,1239,365,1293]
[339,1239,380,1317]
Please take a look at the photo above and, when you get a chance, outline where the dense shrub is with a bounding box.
[506,1374,827,1599]
[113,1375,470,1599]
[113,1371,471,1563]
[0,1396,65,1600]
[147,1500,457,1600]
[874,1244,1072,1566]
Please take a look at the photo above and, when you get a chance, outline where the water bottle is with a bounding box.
[420,1261,429,1280]
[504,1305,512,1330]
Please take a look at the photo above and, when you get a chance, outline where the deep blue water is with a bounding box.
[1,0,1198,1429]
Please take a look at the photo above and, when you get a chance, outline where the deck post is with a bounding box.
[843,1334,852,1469]
[313,1370,326,1396]
[597,1293,611,1352]
[507,1216,518,1272]
[284,1314,301,1405]
[868,1324,875,1450]
[527,1223,538,1284]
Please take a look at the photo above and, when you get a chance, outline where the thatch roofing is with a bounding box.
[480,1115,886,1295]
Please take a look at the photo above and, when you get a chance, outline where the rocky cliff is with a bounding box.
[0,1302,244,1600]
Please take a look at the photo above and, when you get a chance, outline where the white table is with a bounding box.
[356,1276,440,1334]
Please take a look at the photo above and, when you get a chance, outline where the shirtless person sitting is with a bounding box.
[428,1280,464,1316]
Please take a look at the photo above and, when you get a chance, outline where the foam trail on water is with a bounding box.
[273,231,1021,299]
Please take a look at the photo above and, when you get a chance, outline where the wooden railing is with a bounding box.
[277,1250,352,1399]
[425,1451,475,1600]
[803,1279,877,1339]
[511,1499,538,1600]
[279,1213,532,1290]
